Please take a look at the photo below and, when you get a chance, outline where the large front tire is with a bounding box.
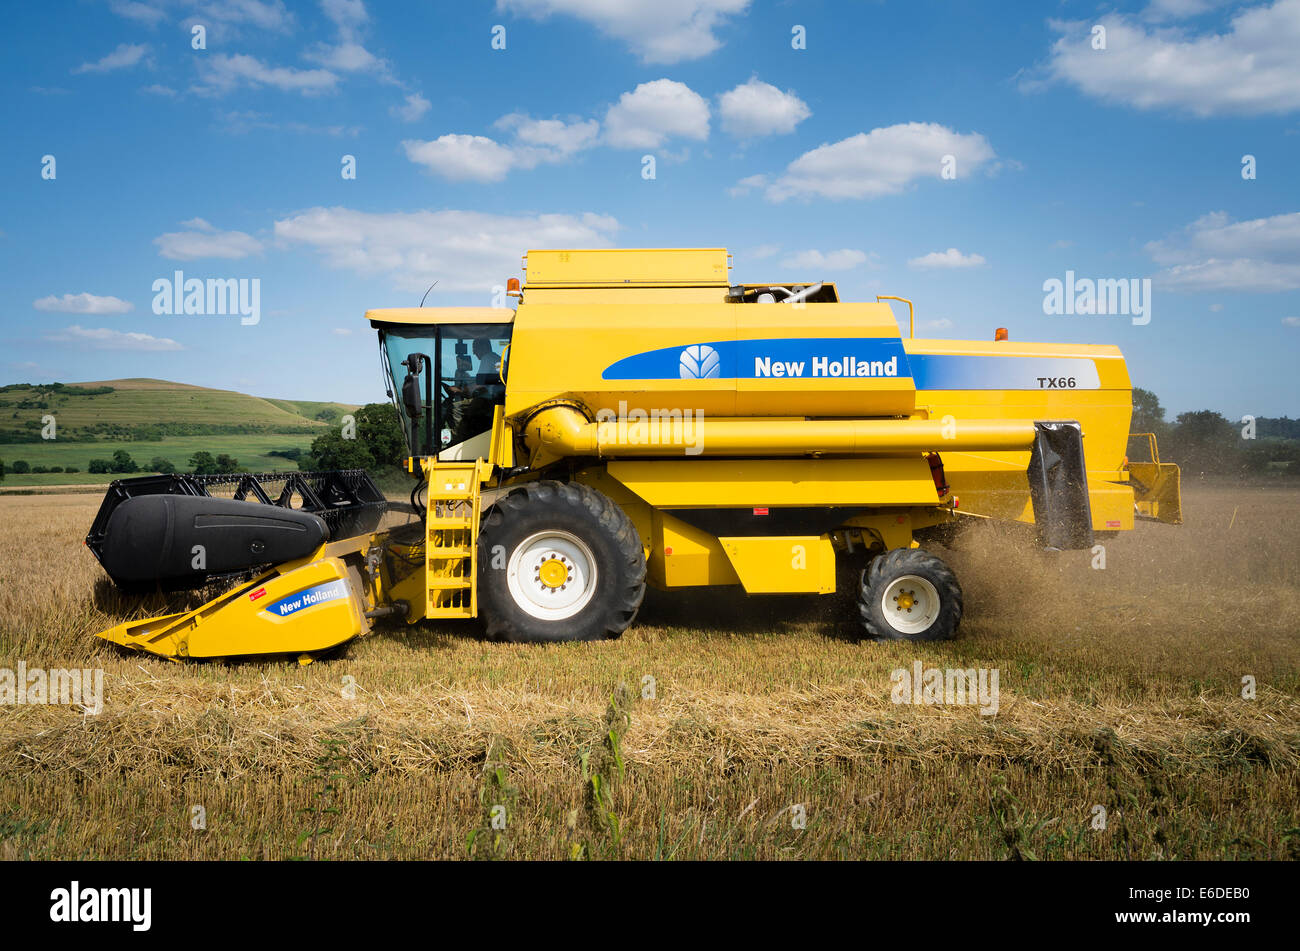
[477,481,646,643]
[858,548,963,642]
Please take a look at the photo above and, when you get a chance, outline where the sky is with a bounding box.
[1,0,1298,418]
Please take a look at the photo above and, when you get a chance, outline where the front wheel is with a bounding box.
[477,481,646,643]
[857,548,963,642]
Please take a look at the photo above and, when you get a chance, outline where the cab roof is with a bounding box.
[365,307,515,327]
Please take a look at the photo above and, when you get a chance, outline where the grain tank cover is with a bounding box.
[523,248,730,287]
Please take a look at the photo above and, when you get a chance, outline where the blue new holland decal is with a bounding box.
[263,579,349,618]
[602,337,913,381]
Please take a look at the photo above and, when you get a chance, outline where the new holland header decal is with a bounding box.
[601,338,1101,390]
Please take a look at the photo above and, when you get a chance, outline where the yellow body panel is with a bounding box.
[651,510,741,588]
[96,554,368,660]
[504,301,919,419]
[523,248,729,286]
[605,457,943,508]
[719,536,836,594]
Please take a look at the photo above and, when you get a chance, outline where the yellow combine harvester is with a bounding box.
[88,248,1182,659]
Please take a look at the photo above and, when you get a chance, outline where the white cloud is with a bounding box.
[304,41,381,72]
[73,43,150,74]
[33,293,134,315]
[1282,316,1300,326]
[302,0,392,79]
[218,110,359,136]
[404,114,600,181]
[728,173,767,197]
[718,77,810,138]
[45,325,183,351]
[273,207,620,292]
[154,219,264,260]
[779,249,873,271]
[496,0,751,63]
[908,248,987,269]
[764,122,996,201]
[1142,0,1229,20]
[194,53,337,95]
[495,113,600,156]
[322,0,368,28]
[1147,211,1300,291]
[402,135,518,183]
[746,243,780,260]
[922,318,955,330]
[604,79,710,148]
[1039,2,1300,116]
[390,92,431,122]
[332,327,353,335]
[187,0,294,34]
[141,83,178,97]
[109,1,167,25]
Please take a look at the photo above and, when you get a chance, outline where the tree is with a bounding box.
[0,459,5,481]
[110,449,138,473]
[11,460,30,474]
[150,456,177,474]
[1130,387,1166,435]
[88,459,111,473]
[301,430,374,472]
[188,451,218,475]
[214,453,240,472]
[355,403,407,467]
[299,403,407,472]
[1167,410,1241,474]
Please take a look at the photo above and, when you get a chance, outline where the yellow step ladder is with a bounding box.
[424,460,488,619]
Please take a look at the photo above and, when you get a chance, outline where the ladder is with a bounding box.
[423,459,488,619]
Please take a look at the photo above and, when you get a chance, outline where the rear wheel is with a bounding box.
[477,481,646,643]
[858,548,963,642]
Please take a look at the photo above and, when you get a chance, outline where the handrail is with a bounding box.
[877,295,915,338]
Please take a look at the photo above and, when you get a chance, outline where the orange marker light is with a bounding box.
[506,277,521,297]
[995,327,1008,341]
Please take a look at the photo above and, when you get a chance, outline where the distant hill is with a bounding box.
[0,379,361,487]
[0,379,356,438]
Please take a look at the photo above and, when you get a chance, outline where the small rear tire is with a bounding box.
[858,547,963,642]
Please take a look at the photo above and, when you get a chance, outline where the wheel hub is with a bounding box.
[537,556,570,589]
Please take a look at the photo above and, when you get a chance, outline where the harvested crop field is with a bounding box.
[1,484,1297,860]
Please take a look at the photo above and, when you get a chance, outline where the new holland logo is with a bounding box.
[679,344,720,379]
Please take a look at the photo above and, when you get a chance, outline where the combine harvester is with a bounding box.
[88,249,1181,660]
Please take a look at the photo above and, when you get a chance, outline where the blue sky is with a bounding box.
[2,0,1298,417]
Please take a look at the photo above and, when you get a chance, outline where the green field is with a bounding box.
[0,379,358,487]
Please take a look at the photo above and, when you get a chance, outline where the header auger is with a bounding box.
[88,248,1182,660]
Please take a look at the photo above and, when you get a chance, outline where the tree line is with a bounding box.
[1132,388,1299,476]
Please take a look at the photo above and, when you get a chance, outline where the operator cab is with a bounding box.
[366,307,514,459]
